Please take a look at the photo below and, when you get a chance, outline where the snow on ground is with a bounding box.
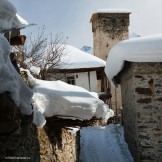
[0,33,33,115]
[80,124,134,162]
[0,0,28,32]
[24,69,114,127]
[105,34,162,88]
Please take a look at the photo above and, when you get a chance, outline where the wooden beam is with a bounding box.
[47,67,104,73]
[9,35,26,46]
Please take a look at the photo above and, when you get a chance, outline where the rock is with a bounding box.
[0,121,20,134]
[0,92,40,161]
[0,93,21,121]
[38,126,80,162]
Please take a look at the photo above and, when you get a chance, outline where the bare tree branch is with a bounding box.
[12,27,68,80]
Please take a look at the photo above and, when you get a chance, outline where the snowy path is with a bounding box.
[79,124,134,162]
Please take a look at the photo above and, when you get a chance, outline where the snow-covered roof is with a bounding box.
[105,34,162,88]
[90,9,131,22]
[48,44,106,70]
[0,33,33,115]
[15,14,29,27]
[0,0,29,32]
[24,70,114,127]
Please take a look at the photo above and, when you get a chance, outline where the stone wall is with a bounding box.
[120,62,162,162]
[38,126,80,162]
[91,12,130,115]
[0,92,80,162]
[0,92,40,162]
[21,70,80,162]
[91,12,130,60]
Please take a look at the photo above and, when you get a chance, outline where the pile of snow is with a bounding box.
[0,33,33,115]
[80,124,134,162]
[105,34,162,88]
[24,70,114,127]
[0,0,29,32]
[80,46,93,55]
[44,44,106,70]
[30,66,41,76]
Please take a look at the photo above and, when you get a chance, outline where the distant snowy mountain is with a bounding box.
[129,33,141,39]
[80,46,93,55]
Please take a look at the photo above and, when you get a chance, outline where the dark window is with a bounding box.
[67,76,75,85]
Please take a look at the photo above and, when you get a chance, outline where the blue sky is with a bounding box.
[11,0,162,49]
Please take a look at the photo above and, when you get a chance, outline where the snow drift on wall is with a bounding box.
[24,69,114,126]
[105,34,162,88]
[0,33,33,115]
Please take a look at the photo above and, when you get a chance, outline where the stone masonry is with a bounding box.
[90,11,130,60]
[90,11,131,115]
[38,125,80,162]
[0,92,40,162]
[120,62,162,162]
[0,93,80,162]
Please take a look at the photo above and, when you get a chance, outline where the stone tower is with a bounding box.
[90,9,131,60]
[90,10,131,114]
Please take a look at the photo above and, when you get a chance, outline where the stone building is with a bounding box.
[90,9,131,115]
[121,62,162,162]
[105,34,162,162]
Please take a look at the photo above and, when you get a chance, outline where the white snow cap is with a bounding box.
[62,44,106,69]
[0,0,29,31]
[105,34,162,88]
[30,66,41,76]
[16,14,29,26]
[0,33,33,115]
[90,9,131,23]
[94,9,131,14]
[24,70,114,127]
[45,44,106,70]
